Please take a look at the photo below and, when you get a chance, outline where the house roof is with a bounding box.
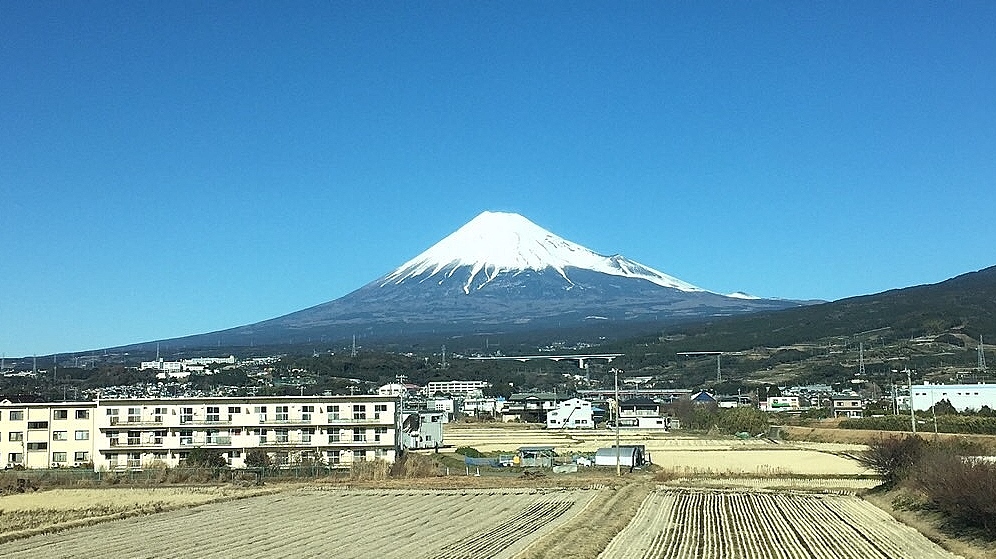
[509,392,559,401]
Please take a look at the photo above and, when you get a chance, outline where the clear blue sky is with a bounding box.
[3,2,995,357]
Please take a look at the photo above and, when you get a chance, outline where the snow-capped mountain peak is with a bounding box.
[381,211,703,294]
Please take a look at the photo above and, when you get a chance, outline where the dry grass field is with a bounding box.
[0,426,984,558]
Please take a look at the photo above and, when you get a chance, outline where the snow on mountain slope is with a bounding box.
[380,211,703,294]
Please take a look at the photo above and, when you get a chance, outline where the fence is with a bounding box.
[0,465,351,488]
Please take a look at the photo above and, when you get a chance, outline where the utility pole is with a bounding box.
[907,368,916,434]
[613,367,621,476]
[980,335,988,373]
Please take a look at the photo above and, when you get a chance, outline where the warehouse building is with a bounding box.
[910,383,996,412]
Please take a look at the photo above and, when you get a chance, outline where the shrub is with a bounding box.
[389,452,443,478]
[244,448,271,468]
[912,447,996,537]
[455,446,483,458]
[716,407,770,435]
[183,447,228,468]
[350,459,390,481]
[857,435,926,487]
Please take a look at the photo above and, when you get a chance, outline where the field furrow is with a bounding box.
[0,488,594,559]
[597,490,961,559]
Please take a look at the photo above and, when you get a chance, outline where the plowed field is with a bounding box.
[599,489,961,559]
[0,488,595,559]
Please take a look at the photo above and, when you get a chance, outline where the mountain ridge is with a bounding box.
[100,211,812,353]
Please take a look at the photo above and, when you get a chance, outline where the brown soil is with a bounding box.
[513,481,654,559]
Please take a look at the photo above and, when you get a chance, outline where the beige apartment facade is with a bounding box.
[0,401,97,469]
[1,396,399,471]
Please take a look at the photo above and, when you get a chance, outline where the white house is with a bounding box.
[546,398,594,429]
[401,410,445,450]
[761,396,801,412]
[832,395,864,418]
[616,397,671,430]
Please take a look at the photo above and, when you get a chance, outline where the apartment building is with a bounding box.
[0,401,97,469]
[0,396,399,471]
[423,380,490,397]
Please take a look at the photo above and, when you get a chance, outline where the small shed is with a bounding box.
[594,445,647,468]
[516,446,557,468]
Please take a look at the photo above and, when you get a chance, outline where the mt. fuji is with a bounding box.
[142,211,810,351]
[382,211,701,294]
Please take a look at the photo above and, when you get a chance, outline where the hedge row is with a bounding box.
[840,414,996,435]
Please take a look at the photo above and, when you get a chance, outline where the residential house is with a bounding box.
[545,398,594,429]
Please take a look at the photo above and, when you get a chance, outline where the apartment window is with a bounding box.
[52,451,67,463]
[275,406,289,422]
[328,428,341,443]
[229,450,241,459]
[352,405,366,421]
[255,406,267,422]
[27,421,49,430]
[107,431,120,446]
[127,408,141,423]
[75,409,90,420]
[53,409,69,420]
[8,453,23,463]
[9,410,24,421]
[275,428,289,443]
[302,428,314,443]
[256,428,267,444]
[206,406,220,422]
[354,449,366,461]
[9,431,23,442]
[180,407,194,424]
[327,450,341,465]
[53,431,68,441]
[74,430,89,441]
[327,405,340,420]
[374,448,387,459]
[301,405,313,421]
[228,406,241,420]
[127,431,141,445]
[153,407,166,423]
[374,427,388,442]
[74,451,89,462]
[180,430,193,445]
[353,429,367,443]
[153,431,166,445]
[374,404,388,420]
[27,442,48,451]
